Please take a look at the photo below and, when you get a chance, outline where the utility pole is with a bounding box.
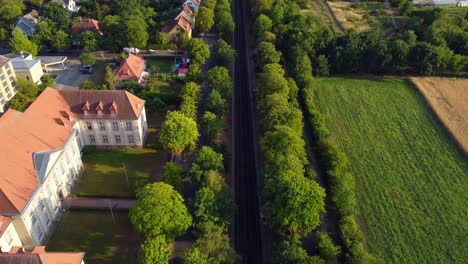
[107,199,115,224]
[122,162,129,188]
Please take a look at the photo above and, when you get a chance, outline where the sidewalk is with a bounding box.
[63,197,136,210]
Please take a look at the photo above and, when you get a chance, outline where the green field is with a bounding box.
[47,211,139,264]
[306,77,468,263]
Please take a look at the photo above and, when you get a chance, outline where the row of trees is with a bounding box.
[195,0,235,38]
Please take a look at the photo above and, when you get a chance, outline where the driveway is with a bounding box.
[52,58,91,90]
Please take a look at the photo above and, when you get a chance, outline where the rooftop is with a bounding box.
[72,18,101,34]
[0,246,85,264]
[0,55,11,69]
[114,54,145,81]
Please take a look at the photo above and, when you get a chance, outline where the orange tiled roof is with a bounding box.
[0,246,85,264]
[161,17,192,34]
[177,16,192,32]
[0,216,11,235]
[114,54,145,81]
[0,88,144,213]
[71,18,101,34]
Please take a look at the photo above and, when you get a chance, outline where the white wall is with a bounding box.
[0,221,22,252]
[0,61,18,112]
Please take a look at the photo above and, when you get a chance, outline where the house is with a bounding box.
[7,52,44,85]
[0,88,147,250]
[0,56,18,113]
[0,246,85,263]
[183,0,200,9]
[178,68,188,77]
[161,16,193,41]
[175,5,195,26]
[72,18,102,35]
[114,54,146,84]
[457,0,468,6]
[13,10,39,37]
[52,0,80,12]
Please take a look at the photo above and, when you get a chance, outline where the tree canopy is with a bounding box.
[159,111,199,155]
[10,30,38,56]
[185,38,210,65]
[206,67,232,98]
[139,235,171,264]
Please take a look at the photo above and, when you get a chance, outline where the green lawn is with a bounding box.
[305,77,468,263]
[47,211,139,264]
[146,57,175,73]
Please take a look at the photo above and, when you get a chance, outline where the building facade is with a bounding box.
[0,88,146,251]
[11,55,44,85]
[0,56,18,113]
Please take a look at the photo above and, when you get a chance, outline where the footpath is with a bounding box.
[63,197,136,210]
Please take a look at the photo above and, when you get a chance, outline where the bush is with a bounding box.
[317,233,341,261]
[79,52,96,65]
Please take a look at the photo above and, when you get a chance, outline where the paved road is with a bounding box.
[63,198,136,210]
[53,58,91,90]
[232,0,264,261]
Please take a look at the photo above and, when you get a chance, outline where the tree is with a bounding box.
[82,31,98,51]
[185,38,210,65]
[184,248,210,264]
[206,89,226,115]
[125,13,148,48]
[213,39,236,67]
[399,0,413,16]
[180,82,201,102]
[10,30,38,56]
[193,222,241,264]
[161,161,184,191]
[159,111,199,155]
[79,53,97,65]
[254,14,272,37]
[216,11,235,36]
[206,67,232,98]
[194,146,224,173]
[104,66,115,89]
[317,233,340,262]
[196,7,215,32]
[203,111,223,143]
[101,15,124,51]
[256,41,281,67]
[42,2,71,31]
[30,0,44,8]
[258,31,276,44]
[51,30,70,50]
[0,0,25,23]
[257,63,289,98]
[389,39,409,71]
[139,236,171,264]
[273,239,325,264]
[254,0,273,15]
[315,55,330,76]
[194,187,220,225]
[130,182,192,239]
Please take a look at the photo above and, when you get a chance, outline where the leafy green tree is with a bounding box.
[159,111,199,155]
[180,82,201,102]
[30,0,44,8]
[8,93,30,112]
[51,30,70,50]
[42,2,71,31]
[317,233,340,262]
[253,0,273,15]
[259,94,303,132]
[256,41,281,67]
[125,13,148,48]
[194,146,224,173]
[8,78,38,112]
[315,55,330,76]
[206,66,232,98]
[254,14,272,37]
[79,53,97,65]
[194,187,220,225]
[213,39,236,67]
[216,11,235,36]
[258,31,276,44]
[104,65,115,89]
[202,111,223,143]
[161,161,184,191]
[257,63,289,98]
[206,89,226,115]
[0,0,25,23]
[273,239,325,264]
[82,31,98,51]
[79,79,99,89]
[185,38,210,65]
[184,248,210,264]
[139,236,171,264]
[130,182,192,239]
[10,30,38,56]
[196,7,215,32]
[101,15,123,51]
[399,0,413,16]
[180,96,198,120]
[194,222,241,264]
[31,18,54,51]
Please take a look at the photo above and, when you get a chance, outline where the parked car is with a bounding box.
[80,64,95,74]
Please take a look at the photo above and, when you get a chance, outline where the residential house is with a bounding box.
[114,54,146,84]
[183,0,200,9]
[0,56,18,113]
[71,18,102,35]
[175,5,195,26]
[161,16,193,41]
[0,246,85,263]
[13,10,39,37]
[0,87,147,250]
[7,53,44,85]
[52,0,80,12]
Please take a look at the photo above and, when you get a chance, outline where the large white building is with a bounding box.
[0,88,147,252]
[0,56,18,113]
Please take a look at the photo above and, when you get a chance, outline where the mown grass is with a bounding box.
[47,211,139,264]
[306,77,468,263]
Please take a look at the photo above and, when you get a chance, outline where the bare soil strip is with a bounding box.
[410,77,468,155]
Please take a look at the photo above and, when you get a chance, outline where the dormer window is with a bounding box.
[111,110,115,115]
[84,110,88,115]
[98,110,102,115]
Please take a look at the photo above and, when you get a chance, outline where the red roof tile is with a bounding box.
[114,54,145,81]
[71,18,102,34]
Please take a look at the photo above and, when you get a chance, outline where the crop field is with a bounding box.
[410,77,468,154]
[305,77,468,263]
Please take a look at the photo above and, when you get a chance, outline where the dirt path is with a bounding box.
[410,77,468,156]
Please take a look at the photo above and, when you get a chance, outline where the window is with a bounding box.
[4,230,13,244]
[84,110,88,115]
[112,121,119,131]
[53,171,60,186]
[125,122,132,131]
[59,162,66,175]
[7,68,12,76]
[2,80,7,88]
[98,110,102,115]
[6,91,11,99]
[99,122,105,130]
[0,74,4,81]
[9,76,14,83]
[77,137,82,148]
[0,98,5,105]
[38,200,45,211]
[89,135,96,144]
[111,110,115,115]
[86,121,93,130]
[128,135,134,143]
[31,212,37,225]
[115,135,121,144]
[102,135,109,144]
